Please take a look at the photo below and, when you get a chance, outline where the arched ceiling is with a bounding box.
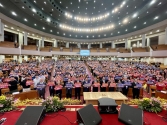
[0,0,167,40]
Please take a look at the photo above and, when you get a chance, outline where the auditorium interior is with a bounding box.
[0,0,167,125]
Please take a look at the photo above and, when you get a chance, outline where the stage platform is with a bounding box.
[83,92,128,105]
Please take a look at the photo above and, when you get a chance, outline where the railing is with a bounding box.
[132,47,150,52]
[119,48,130,53]
[151,44,167,51]
[22,45,38,50]
[40,46,51,52]
[0,41,17,48]
[52,47,60,51]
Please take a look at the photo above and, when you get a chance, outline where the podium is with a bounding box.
[98,98,118,114]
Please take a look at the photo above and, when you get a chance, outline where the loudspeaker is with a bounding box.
[118,104,143,125]
[15,106,45,125]
[77,104,102,125]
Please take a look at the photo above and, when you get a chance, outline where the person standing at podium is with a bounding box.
[131,79,142,99]
[54,80,63,100]
[65,79,73,98]
[74,80,81,100]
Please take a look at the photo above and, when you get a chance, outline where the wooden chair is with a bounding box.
[149,85,156,97]
[1,88,10,94]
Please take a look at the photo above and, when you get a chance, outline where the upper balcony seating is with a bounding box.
[109,48,117,52]
[62,48,71,52]
[119,48,131,53]
[99,48,107,52]
[0,41,18,48]
[90,48,98,52]
[72,48,80,52]
[151,44,167,51]
[22,45,38,50]
[52,47,60,51]
[132,47,150,52]
[40,46,51,52]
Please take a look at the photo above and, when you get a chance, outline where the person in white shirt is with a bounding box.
[33,75,40,90]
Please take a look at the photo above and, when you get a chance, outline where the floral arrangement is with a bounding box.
[61,98,82,105]
[42,96,64,112]
[13,98,43,107]
[138,98,162,113]
[126,99,140,105]
[0,95,15,112]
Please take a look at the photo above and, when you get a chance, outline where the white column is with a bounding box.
[24,56,28,61]
[38,56,42,62]
[142,34,146,48]
[165,27,167,45]
[0,55,5,63]
[13,56,17,61]
[18,33,23,46]
[127,40,131,48]
[125,39,128,48]
[14,34,17,43]
[100,43,103,48]
[88,43,91,49]
[112,42,115,48]
[137,41,140,47]
[41,37,44,47]
[77,43,81,48]
[18,56,22,63]
[53,40,57,47]
[24,32,27,45]
[164,58,167,66]
[66,42,69,48]
[147,38,150,46]
[0,22,4,41]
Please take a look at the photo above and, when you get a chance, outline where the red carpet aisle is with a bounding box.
[1,106,167,125]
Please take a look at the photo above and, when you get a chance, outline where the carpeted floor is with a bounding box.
[1,106,167,125]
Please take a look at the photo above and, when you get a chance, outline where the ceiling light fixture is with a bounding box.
[46,18,51,22]
[0,3,3,7]
[64,2,126,23]
[32,8,36,13]
[11,11,17,16]
[156,30,160,32]
[150,0,156,5]
[24,18,27,21]
[133,13,137,18]
[154,16,159,20]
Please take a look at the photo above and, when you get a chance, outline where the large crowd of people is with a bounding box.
[0,60,167,101]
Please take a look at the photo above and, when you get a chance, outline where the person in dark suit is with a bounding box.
[131,79,142,99]
[121,78,131,96]
[36,78,46,99]
[65,79,73,98]
[48,77,55,97]
[74,80,81,100]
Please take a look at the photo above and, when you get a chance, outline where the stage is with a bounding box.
[1,105,167,125]
[83,92,128,105]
